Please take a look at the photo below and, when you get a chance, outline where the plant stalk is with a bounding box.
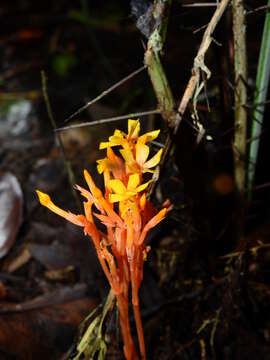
[144,0,175,127]
[247,0,270,200]
[232,0,248,195]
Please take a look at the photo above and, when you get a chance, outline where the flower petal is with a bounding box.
[83,201,94,223]
[99,135,124,150]
[128,119,140,139]
[109,179,127,194]
[36,190,84,227]
[138,129,160,144]
[139,193,146,210]
[93,213,116,227]
[135,180,151,193]
[127,173,140,190]
[84,170,103,199]
[74,184,93,201]
[120,148,135,166]
[143,149,163,169]
[108,135,125,146]
[99,142,112,150]
[137,208,167,245]
[66,213,86,226]
[96,158,107,174]
[107,147,126,180]
[136,142,149,166]
[113,129,124,137]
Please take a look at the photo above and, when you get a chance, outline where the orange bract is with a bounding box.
[36,119,168,360]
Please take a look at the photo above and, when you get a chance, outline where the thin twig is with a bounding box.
[64,65,147,123]
[56,109,160,132]
[247,5,270,15]
[41,70,82,211]
[182,2,220,8]
[253,181,270,191]
[175,0,231,134]
[193,24,208,34]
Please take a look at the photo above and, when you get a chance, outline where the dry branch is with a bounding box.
[175,0,231,135]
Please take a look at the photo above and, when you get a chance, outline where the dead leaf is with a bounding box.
[45,266,76,282]
[5,247,32,273]
[0,283,88,313]
[0,297,98,360]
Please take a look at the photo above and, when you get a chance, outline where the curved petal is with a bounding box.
[83,201,94,223]
[99,133,125,149]
[139,193,146,210]
[99,142,112,150]
[108,135,125,145]
[120,148,135,166]
[107,147,126,180]
[84,169,103,199]
[143,149,163,169]
[113,129,124,137]
[127,173,140,191]
[74,184,93,202]
[128,119,140,139]
[84,170,122,225]
[137,208,167,245]
[36,190,84,227]
[93,213,116,227]
[135,180,151,193]
[109,179,127,194]
[138,129,160,144]
[136,143,149,166]
[96,158,108,174]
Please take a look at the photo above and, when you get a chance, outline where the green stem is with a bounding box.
[144,0,175,127]
[248,0,270,200]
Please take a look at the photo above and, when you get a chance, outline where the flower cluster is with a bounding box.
[36,119,167,360]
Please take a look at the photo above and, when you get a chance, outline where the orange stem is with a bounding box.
[131,264,146,360]
[133,302,146,360]
[117,293,139,360]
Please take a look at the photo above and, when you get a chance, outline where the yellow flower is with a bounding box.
[109,173,151,203]
[99,119,160,150]
[97,148,126,183]
[127,119,141,140]
[99,131,126,150]
[137,129,160,145]
[120,143,163,173]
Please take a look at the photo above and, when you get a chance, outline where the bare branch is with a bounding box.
[175,0,231,135]
[56,109,160,132]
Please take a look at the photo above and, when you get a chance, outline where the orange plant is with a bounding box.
[36,119,168,359]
